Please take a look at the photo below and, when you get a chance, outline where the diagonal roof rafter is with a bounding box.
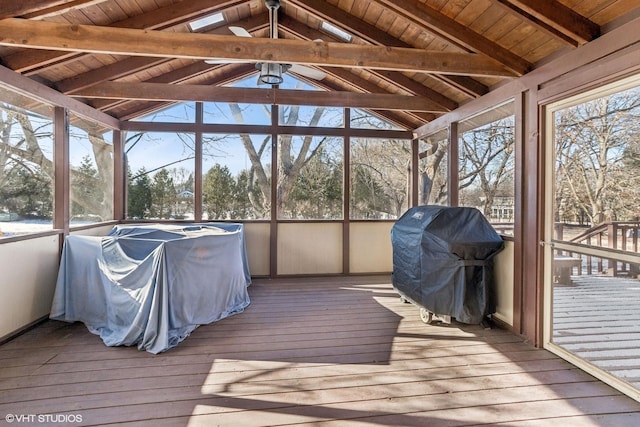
[495,0,600,47]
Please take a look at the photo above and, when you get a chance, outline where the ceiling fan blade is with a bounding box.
[229,26,253,37]
[289,64,326,80]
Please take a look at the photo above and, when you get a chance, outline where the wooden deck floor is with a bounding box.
[553,275,640,390]
[2,276,640,426]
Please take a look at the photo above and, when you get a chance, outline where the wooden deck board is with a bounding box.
[553,275,640,391]
[1,276,639,426]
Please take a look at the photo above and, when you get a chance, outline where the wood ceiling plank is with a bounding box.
[371,0,531,75]
[591,0,640,24]
[495,0,600,46]
[287,0,407,48]
[76,81,449,113]
[456,0,493,27]
[0,18,518,77]
[97,0,128,22]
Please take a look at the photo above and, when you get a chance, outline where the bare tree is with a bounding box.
[419,136,448,205]
[459,119,515,218]
[555,89,640,225]
[228,92,332,216]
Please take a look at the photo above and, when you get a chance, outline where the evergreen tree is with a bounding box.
[127,167,152,219]
[16,167,52,218]
[71,155,102,218]
[202,164,235,219]
[232,170,254,219]
[150,169,176,219]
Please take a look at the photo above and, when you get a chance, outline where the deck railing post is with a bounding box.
[608,223,617,276]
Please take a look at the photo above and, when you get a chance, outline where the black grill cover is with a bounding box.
[391,206,504,324]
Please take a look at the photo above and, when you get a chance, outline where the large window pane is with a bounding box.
[350,108,404,130]
[204,102,271,125]
[350,138,411,219]
[549,76,640,399]
[0,88,54,237]
[202,133,271,220]
[279,105,344,128]
[419,128,448,206]
[277,135,343,219]
[131,103,196,123]
[554,84,640,241]
[458,101,515,232]
[69,113,113,225]
[125,132,195,220]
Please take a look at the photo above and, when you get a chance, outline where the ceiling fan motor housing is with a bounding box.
[265,0,280,10]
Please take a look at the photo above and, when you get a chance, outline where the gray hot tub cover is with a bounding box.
[391,206,504,324]
[50,223,251,354]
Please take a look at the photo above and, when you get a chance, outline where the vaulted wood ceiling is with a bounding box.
[0,0,636,130]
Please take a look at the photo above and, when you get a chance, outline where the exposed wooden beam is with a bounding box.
[496,0,599,47]
[286,0,407,48]
[1,0,247,73]
[0,18,518,77]
[92,63,258,112]
[283,1,487,98]
[371,0,531,76]
[308,75,424,129]
[108,64,259,120]
[74,81,449,113]
[431,74,488,99]
[56,57,170,94]
[299,68,432,128]
[55,14,270,94]
[0,64,119,128]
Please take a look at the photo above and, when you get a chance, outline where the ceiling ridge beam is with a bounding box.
[0,18,519,77]
[74,81,449,113]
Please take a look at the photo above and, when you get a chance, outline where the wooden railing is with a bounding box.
[554,221,640,278]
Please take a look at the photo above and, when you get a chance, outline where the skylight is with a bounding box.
[321,21,352,42]
[189,12,224,31]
